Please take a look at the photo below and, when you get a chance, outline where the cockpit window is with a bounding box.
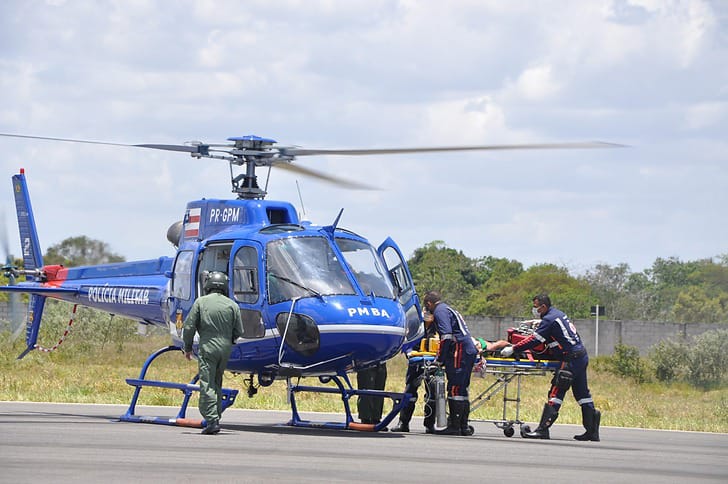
[233,246,259,303]
[266,236,355,304]
[336,237,396,299]
[171,250,194,300]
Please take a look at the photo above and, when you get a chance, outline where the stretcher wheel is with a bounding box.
[504,426,515,437]
[520,424,531,437]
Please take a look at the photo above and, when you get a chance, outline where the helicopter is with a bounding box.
[0,132,619,432]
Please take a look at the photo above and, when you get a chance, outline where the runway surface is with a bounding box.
[1,401,726,483]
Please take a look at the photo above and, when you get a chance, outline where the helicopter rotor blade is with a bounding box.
[0,132,625,199]
[134,144,201,153]
[281,141,625,157]
[0,132,138,148]
[0,133,210,155]
[272,161,377,190]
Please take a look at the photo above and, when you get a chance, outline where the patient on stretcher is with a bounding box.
[472,337,510,377]
[470,319,558,374]
[473,337,510,354]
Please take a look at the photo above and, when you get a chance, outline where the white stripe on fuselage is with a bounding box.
[229,323,405,344]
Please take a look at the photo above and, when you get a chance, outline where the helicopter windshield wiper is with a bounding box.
[269,273,323,300]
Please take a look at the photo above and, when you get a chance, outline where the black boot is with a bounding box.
[436,400,464,435]
[574,406,601,441]
[459,400,474,436]
[592,408,601,441]
[391,402,414,432]
[522,404,558,439]
[201,420,221,435]
[391,421,410,432]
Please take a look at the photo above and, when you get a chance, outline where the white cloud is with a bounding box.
[683,102,727,130]
[510,64,563,102]
[0,0,725,273]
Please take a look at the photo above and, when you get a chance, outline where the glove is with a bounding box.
[500,345,514,358]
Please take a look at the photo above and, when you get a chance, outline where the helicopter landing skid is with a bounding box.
[287,373,410,432]
[120,345,239,428]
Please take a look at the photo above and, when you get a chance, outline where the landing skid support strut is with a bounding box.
[287,372,410,432]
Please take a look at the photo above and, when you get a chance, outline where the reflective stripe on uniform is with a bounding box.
[555,317,578,346]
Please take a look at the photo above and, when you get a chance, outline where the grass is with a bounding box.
[1,331,726,433]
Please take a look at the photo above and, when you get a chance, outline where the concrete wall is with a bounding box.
[466,316,724,356]
[0,302,723,355]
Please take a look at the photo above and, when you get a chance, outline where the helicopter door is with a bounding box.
[167,249,195,336]
[377,237,423,345]
[196,243,233,297]
[230,243,266,339]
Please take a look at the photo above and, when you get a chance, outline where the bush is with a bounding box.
[26,300,140,358]
[686,329,728,389]
[649,329,728,390]
[649,339,688,383]
[610,343,650,383]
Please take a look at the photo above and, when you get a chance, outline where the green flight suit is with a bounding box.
[183,292,244,425]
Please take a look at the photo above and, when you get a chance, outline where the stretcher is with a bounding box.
[470,354,561,437]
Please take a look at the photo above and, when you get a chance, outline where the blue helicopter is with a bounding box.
[0,133,617,432]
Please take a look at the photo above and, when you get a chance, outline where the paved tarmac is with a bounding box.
[0,401,726,483]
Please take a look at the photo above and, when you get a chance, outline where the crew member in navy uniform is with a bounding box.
[423,290,477,436]
[500,293,601,441]
[390,308,439,433]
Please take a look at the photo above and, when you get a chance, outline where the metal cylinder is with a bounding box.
[434,369,447,428]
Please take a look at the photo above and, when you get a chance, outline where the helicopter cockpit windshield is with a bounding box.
[335,237,395,299]
[267,237,354,304]
[266,236,395,304]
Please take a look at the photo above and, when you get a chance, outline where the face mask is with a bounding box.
[532,307,541,318]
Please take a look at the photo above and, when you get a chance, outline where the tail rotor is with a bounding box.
[1,211,25,341]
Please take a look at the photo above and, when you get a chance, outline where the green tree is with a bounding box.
[621,271,661,321]
[467,263,594,318]
[688,257,728,294]
[474,256,524,286]
[645,256,701,321]
[580,263,632,319]
[405,238,728,322]
[670,286,724,323]
[44,236,125,266]
[636,256,728,323]
[408,241,479,309]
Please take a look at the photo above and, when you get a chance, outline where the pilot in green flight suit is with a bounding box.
[183,272,244,435]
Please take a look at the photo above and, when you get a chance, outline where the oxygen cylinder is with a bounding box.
[434,367,447,428]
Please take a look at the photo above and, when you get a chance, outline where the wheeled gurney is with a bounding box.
[470,355,561,437]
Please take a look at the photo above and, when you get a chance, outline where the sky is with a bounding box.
[0,0,726,275]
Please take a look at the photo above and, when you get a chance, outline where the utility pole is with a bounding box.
[590,305,605,356]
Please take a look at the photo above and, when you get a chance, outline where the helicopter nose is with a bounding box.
[329,299,406,364]
[276,297,406,369]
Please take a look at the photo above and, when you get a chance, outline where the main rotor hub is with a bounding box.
[225,136,279,200]
[228,135,277,150]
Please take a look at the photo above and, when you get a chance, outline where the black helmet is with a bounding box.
[204,271,228,295]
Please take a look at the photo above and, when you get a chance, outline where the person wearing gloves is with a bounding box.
[423,290,478,436]
[501,293,600,441]
[183,272,244,435]
[390,308,439,433]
